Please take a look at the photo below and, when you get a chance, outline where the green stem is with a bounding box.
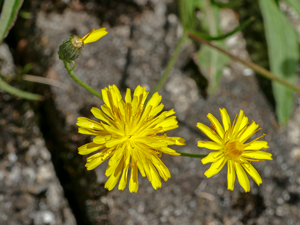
[187,32,300,93]
[146,34,187,102]
[177,151,207,158]
[63,61,103,100]
[0,76,43,100]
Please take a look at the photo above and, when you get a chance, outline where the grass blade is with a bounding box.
[0,77,43,100]
[0,0,23,42]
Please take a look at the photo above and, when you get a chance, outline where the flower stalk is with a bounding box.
[63,61,103,100]
[187,32,300,94]
[177,151,207,158]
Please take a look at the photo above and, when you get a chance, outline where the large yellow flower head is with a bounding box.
[197,108,272,192]
[77,85,185,192]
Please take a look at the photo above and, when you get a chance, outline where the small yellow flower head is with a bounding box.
[197,108,272,192]
[58,28,108,62]
[77,85,185,192]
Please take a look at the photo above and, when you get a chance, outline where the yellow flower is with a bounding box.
[197,108,272,192]
[77,85,185,192]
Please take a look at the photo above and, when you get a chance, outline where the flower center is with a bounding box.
[225,141,244,158]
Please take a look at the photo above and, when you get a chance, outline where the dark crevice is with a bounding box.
[182,59,208,99]
[232,192,266,224]
[5,1,110,224]
[119,23,134,91]
[38,90,109,225]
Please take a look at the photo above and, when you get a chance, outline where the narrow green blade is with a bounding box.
[0,77,42,101]
[0,0,23,42]
[259,0,299,125]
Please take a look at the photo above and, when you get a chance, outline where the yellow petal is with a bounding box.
[93,135,110,144]
[227,160,236,191]
[142,149,170,181]
[100,104,113,119]
[146,92,161,108]
[125,88,132,104]
[129,159,139,193]
[105,157,124,191]
[149,163,161,189]
[149,103,164,118]
[91,107,110,124]
[244,141,269,151]
[160,146,181,156]
[155,116,178,131]
[78,142,104,155]
[242,164,262,186]
[82,28,108,44]
[239,121,260,143]
[242,151,273,160]
[232,110,245,136]
[207,113,225,138]
[219,108,231,132]
[107,145,125,168]
[133,148,148,178]
[134,85,147,99]
[105,137,127,148]
[196,123,223,145]
[146,92,163,116]
[204,157,227,178]
[102,88,114,110]
[197,141,222,150]
[118,151,130,190]
[201,151,224,164]
[240,115,249,133]
[77,117,103,130]
[235,163,250,192]
[85,149,111,170]
[78,127,102,135]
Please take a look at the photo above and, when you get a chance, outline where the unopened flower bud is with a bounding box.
[58,35,84,62]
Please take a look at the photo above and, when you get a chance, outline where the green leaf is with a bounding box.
[194,0,230,94]
[0,77,42,101]
[284,0,300,17]
[0,0,24,43]
[259,0,299,125]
